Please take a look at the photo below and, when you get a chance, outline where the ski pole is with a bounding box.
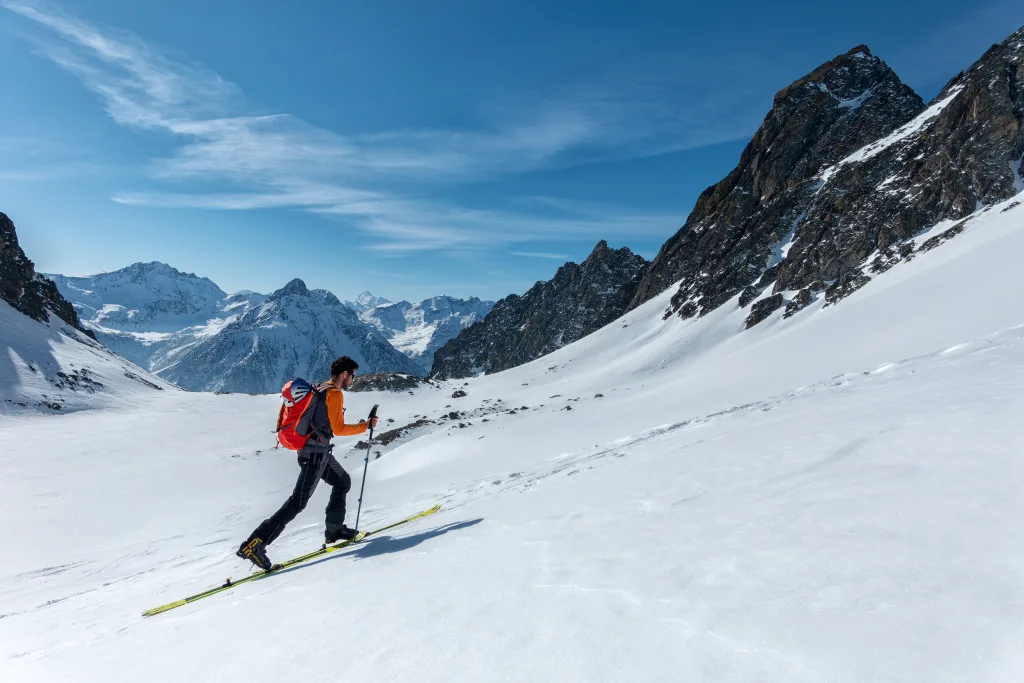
[354,404,378,531]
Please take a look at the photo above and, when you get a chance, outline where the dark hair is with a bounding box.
[330,356,359,378]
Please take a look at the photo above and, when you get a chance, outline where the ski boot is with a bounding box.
[237,537,273,571]
[325,525,359,544]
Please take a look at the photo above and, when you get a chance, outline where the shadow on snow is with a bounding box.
[269,518,484,577]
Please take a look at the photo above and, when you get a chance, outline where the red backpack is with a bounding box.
[275,378,323,450]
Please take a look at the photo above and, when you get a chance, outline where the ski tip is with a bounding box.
[143,599,186,617]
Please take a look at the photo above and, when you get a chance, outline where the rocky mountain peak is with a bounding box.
[270,278,310,300]
[629,43,927,314]
[430,242,648,379]
[630,24,1024,329]
[0,212,93,337]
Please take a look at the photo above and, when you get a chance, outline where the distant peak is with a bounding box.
[128,261,172,272]
[271,278,309,299]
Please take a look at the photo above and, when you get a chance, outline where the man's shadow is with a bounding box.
[351,519,484,559]
[281,518,483,576]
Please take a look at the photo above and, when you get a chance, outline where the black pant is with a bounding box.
[247,450,352,547]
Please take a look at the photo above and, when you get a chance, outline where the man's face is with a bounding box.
[338,370,355,390]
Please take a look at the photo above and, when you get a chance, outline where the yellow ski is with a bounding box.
[143,504,441,617]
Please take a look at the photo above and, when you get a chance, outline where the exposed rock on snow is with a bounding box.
[349,372,428,393]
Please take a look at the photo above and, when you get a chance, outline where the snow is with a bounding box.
[836,84,878,110]
[769,210,805,266]
[1012,155,1023,193]
[0,301,176,415]
[359,296,494,372]
[343,291,394,313]
[2,199,1023,681]
[810,81,877,111]
[818,86,965,187]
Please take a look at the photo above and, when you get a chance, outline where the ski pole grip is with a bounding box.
[367,404,379,440]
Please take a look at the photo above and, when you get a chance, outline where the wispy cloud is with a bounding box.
[511,252,571,260]
[2,1,713,251]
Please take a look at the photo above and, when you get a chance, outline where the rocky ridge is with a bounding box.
[631,28,1024,326]
[430,241,648,379]
[1,212,93,337]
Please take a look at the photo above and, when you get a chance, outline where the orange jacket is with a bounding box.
[322,385,368,437]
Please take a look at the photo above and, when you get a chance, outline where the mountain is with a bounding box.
[430,241,648,379]
[2,212,93,339]
[631,30,1024,326]
[153,278,424,393]
[342,291,393,312]
[49,266,424,393]
[358,296,495,373]
[45,262,238,370]
[47,262,227,331]
[1,213,174,413]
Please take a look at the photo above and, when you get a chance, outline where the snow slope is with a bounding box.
[359,296,494,373]
[1,196,1022,682]
[0,299,176,415]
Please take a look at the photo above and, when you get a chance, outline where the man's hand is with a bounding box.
[368,416,379,430]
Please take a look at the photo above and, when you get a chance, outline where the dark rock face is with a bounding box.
[745,294,784,329]
[349,372,426,392]
[631,46,925,315]
[631,28,1024,323]
[0,212,94,337]
[430,241,648,379]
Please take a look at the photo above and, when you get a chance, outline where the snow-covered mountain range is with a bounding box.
[47,265,426,392]
[357,296,494,373]
[155,278,423,393]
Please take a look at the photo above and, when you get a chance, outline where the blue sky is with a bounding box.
[2,0,1021,302]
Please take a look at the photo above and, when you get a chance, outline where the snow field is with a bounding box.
[1,196,1023,681]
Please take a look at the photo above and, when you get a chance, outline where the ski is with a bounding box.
[142,503,441,617]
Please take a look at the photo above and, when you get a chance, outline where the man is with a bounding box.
[237,355,379,571]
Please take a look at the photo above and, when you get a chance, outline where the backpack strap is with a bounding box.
[297,383,333,445]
